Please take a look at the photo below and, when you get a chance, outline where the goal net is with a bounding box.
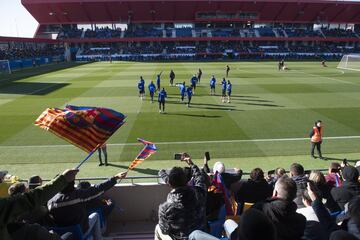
[0,60,11,74]
[337,54,360,71]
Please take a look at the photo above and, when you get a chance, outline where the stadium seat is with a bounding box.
[48,224,93,240]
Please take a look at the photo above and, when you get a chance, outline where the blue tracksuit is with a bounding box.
[221,80,227,95]
[210,78,216,89]
[158,90,167,102]
[227,83,232,95]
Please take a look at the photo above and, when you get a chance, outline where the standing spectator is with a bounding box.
[169,70,175,86]
[98,144,108,166]
[28,175,43,190]
[290,163,308,208]
[347,196,360,238]
[48,171,127,240]
[155,153,207,240]
[331,165,360,210]
[310,120,324,159]
[253,176,306,240]
[158,88,167,113]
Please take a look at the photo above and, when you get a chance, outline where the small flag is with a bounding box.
[210,172,236,215]
[128,138,157,170]
[35,105,126,153]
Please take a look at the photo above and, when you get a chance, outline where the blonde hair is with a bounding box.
[309,170,326,185]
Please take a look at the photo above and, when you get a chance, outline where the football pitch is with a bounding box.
[0,61,360,180]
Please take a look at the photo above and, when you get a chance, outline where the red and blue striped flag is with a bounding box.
[128,138,157,170]
[34,105,126,153]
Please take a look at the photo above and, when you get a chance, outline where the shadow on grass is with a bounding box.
[0,82,70,95]
[166,112,221,118]
[106,163,159,175]
[322,157,359,163]
[0,62,90,86]
[241,102,284,107]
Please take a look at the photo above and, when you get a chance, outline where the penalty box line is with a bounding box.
[1,135,360,148]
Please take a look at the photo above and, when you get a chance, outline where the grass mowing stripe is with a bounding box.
[1,135,360,148]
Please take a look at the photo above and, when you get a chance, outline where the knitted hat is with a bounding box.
[342,166,359,182]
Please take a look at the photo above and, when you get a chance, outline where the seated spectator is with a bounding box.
[330,230,357,240]
[331,166,360,211]
[253,176,306,240]
[233,168,272,204]
[355,161,360,176]
[347,196,360,238]
[325,162,342,187]
[205,161,242,220]
[0,168,78,239]
[266,167,286,187]
[77,181,115,218]
[290,163,308,208]
[155,153,207,240]
[8,182,27,196]
[0,170,12,197]
[297,189,319,222]
[309,171,340,213]
[48,172,127,240]
[28,175,43,190]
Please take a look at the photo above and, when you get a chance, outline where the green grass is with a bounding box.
[0,61,360,180]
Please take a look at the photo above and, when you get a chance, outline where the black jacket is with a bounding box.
[48,177,117,232]
[331,181,360,210]
[292,175,308,208]
[158,164,207,240]
[236,179,273,204]
[253,198,306,240]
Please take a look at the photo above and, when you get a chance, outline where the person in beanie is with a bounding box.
[310,120,324,159]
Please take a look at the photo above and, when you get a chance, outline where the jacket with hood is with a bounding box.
[253,198,306,240]
[158,164,207,240]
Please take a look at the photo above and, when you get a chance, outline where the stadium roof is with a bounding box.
[22,0,360,24]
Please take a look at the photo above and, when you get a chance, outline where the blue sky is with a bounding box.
[0,0,38,38]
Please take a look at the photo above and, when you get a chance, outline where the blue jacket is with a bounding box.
[157,76,161,86]
[191,76,198,85]
[221,80,227,90]
[179,84,186,95]
[158,90,167,102]
[148,83,156,93]
[227,83,232,92]
[186,87,193,98]
[138,80,145,91]
[210,78,216,87]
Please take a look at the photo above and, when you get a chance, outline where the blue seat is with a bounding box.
[48,224,92,240]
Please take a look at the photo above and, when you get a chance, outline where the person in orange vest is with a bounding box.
[310,120,324,159]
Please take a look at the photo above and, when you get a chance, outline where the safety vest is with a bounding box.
[311,127,323,142]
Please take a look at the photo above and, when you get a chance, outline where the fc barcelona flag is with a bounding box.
[34,105,126,153]
[128,138,157,170]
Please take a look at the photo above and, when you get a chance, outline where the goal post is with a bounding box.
[337,54,360,71]
[0,60,11,74]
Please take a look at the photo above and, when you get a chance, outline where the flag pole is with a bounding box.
[75,144,100,169]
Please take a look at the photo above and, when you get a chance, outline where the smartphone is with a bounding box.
[174,153,183,160]
[205,152,210,161]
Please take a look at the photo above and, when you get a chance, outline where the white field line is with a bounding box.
[292,69,358,86]
[1,135,360,148]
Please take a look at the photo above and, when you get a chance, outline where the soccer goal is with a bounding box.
[0,60,11,74]
[337,54,360,71]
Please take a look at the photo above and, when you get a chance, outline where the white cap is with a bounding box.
[213,162,225,174]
